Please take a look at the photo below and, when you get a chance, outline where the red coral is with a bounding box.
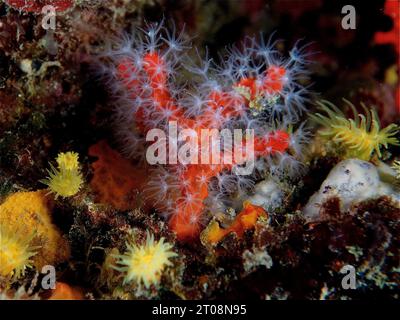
[374,1,400,50]
[116,50,292,241]
[374,0,400,112]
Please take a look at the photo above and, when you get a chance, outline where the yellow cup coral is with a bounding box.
[0,190,70,273]
[312,99,399,160]
[112,231,177,288]
[0,225,38,279]
[56,152,80,171]
[42,151,83,198]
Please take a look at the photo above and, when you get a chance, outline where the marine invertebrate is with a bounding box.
[42,151,84,198]
[200,202,268,246]
[375,0,399,65]
[303,159,400,220]
[89,140,149,211]
[112,231,177,288]
[0,190,70,269]
[312,99,399,160]
[375,0,399,113]
[240,178,284,211]
[99,21,311,241]
[0,225,38,279]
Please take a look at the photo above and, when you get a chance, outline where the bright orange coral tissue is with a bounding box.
[201,202,268,246]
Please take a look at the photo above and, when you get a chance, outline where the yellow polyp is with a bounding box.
[311,99,400,161]
[112,231,177,289]
[0,190,70,272]
[42,151,84,198]
[0,225,38,279]
[56,152,80,171]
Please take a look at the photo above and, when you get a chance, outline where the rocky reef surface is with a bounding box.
[0,0,399,300]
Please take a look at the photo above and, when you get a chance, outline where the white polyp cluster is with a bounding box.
[97,20,313,217]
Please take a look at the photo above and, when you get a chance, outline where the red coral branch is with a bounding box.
[117,51,291,241]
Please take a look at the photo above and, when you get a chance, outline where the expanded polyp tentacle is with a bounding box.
[104,21,311,241]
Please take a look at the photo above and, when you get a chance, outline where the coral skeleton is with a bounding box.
[99,21,311,240]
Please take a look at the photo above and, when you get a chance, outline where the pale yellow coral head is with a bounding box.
[312,99,399,161]
[44,168,83,198]
[113,231,177,289]
[56,152,80,171]
[0,225,38,279]
[42,151,84,198]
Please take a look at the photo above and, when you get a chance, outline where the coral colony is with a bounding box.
[1,1,399,300]
[99,21,310,241]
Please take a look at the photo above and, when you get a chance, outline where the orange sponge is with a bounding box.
[201,202,268,246]
[89,140,149,211]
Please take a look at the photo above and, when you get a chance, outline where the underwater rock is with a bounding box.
[303,159,400,220]
[242,246,273,274]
